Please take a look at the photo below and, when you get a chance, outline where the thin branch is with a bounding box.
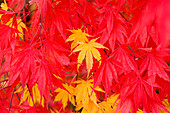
[104,49,109,57]
[9,89,15,111]
[127,46,136,53]
[118,11,128,22]
[15,93,20,102]
[78,14,92,27]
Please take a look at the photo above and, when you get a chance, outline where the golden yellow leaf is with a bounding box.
[98,94,119,113]
[72,38,108,75]
[73,79,104,112]
[1,0,8,11]
[66,29,91,50]
[80,100,102,113]
[15,84,44,107]
[54,83,75,110]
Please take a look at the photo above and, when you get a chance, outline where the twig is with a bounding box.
[104,49,109,57]
[78,14,92,27]
[118,11,128,22]
[16,93,20,102]
[9,88,15,111]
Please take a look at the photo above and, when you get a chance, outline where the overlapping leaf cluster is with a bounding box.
[0,0,170,113]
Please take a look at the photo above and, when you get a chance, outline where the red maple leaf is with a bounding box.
[116,72,168,113]
[110,45,138,73]
[94,56,122,96]
[41,38,70,66]
[98,5,127,51]
[140,47,170,83]
[8,46,42,88]
[0,24,17,51]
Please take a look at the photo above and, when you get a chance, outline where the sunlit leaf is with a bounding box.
[72,38,108,75]
[15,84,45,107]
[66,29,91,50]
[54,83,75,110]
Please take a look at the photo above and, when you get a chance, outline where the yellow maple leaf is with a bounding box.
[73,79,104,112]
[54,83,75,110]
[66,29,91,50]
[15,84,45,107]
[98,94,120,113]
[72,38,107,75]
[0,0,8,11]
[80,99,103,113]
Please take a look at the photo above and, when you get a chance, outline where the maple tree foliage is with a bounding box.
[0,0,170,113]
